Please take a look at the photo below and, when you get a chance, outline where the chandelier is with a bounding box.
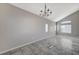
[40,3,52,17]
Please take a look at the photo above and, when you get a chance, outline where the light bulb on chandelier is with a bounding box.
[40,3,52,17]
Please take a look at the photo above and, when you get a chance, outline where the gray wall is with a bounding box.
[0,4,55,53]
[57,10,79,37]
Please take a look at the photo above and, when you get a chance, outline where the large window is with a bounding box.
[60,24,71,33]
[60,21,71,33]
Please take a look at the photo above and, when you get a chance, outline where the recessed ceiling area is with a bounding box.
[10,3,79,22]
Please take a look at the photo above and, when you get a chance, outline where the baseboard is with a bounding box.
[0,35,54,54]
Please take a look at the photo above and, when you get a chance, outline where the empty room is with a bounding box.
[0,3,79,55]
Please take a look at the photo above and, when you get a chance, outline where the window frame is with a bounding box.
[60,21,71,34]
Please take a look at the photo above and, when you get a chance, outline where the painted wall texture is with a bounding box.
[0,4,55,53]
[57,10,79,37]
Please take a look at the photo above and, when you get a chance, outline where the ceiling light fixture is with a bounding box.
[40,3,52,17]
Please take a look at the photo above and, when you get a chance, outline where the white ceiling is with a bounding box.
[10,3,79,22]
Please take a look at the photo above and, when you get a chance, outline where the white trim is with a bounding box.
[54,7,79,22]
[0,35,54,54]
[10,3,79,22]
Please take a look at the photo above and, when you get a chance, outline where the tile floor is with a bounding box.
[2,35,79,55]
